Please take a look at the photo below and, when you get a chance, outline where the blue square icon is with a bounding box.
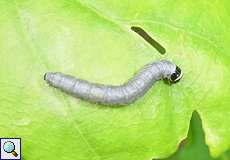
[0,138,21,160]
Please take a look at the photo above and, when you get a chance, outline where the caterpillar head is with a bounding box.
[169,66,183,83]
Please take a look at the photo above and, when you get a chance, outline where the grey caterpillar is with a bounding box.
[44,60,183,105]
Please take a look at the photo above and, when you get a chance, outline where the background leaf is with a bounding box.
[0,0,230,159]
[164,112,230,160]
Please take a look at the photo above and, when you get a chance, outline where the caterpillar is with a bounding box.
[44,60,182,105]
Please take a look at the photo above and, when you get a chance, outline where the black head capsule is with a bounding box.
[169,66,183,83]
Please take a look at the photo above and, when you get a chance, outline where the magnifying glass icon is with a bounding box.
[3,141,18,157]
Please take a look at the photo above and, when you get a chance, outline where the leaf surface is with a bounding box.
[0,0,230,159]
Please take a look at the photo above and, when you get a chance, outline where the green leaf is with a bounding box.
[164,112,230,160]
[0,0,230,159]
